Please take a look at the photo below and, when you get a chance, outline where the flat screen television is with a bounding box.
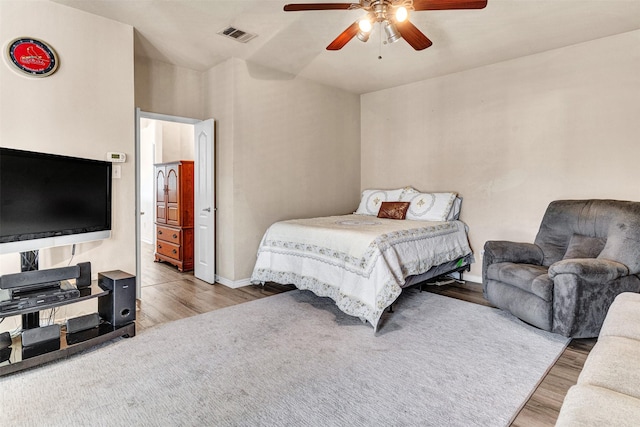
[0,148,112,255]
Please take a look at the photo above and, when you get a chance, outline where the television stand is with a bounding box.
[0,275,135,376]
[20,250,40,329]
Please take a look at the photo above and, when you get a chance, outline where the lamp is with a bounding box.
[355,1,406,45]
[359,18,373,33]
[395,6,408,23]
[383,20,402,43]
[357,17,372,42]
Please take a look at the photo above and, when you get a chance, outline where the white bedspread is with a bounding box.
[250,214,472,329]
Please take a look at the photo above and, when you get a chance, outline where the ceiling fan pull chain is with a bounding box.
[378,22,383,59]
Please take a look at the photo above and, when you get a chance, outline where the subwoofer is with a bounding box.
[98,271,136,327]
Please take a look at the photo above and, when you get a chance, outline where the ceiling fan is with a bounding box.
[283,0,488,51]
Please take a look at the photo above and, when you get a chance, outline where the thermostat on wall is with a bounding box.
[106,152,126,163]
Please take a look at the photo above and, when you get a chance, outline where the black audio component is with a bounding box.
[76,262,92,288]
[66,312,100,334]
[66,324,102,345]
[22,338,60,360]
[0,286,80,313]
[0,332,11,349]
[0,347,11,364]
[21,324,61,347]
[0,265,80,291]
[98,271,136,327]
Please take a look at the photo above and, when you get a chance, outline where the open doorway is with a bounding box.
[135,110,215,299]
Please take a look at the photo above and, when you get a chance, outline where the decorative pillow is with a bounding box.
[377,202,410,220]
[400,192,457,221]
[563,234,606,259]
[354,187,417,216]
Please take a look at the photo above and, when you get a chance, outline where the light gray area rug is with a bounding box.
[1,289,569,426]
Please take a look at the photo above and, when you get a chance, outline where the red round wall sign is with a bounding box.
[6,37,59,77]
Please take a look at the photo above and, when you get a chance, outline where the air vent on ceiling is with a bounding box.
[218,26,257,43]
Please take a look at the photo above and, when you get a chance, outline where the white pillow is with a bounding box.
[446,197,462,221]
[400,192,458,221]
[354,187,417,216]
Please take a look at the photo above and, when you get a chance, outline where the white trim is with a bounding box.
[135,108,141,299]
[215,275,252,289]
[138,111,201,124]
[463,273,483,284]
[135,109,203,300]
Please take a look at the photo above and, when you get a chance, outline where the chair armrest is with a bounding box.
[483,240,544,265]
[549,258,629,283]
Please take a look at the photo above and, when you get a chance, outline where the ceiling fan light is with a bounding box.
[395,6,408,23]
[384,21,402,44]
[358,18,372,33]
[356,30,370,42]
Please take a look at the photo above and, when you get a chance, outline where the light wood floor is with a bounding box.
[137,251,595,426]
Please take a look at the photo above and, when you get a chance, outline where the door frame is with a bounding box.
[135,109,202,298]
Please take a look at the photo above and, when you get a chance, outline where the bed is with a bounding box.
[250,188,474,330]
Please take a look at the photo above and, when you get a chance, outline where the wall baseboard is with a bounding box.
[463,273,483,284]
[215,275,252,289]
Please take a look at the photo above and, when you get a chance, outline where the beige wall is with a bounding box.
[159,120,195,163]
[0,1,135,330]
[134,55,204,119]
[205,59,236,280]
[206,59,361,284]
[361,30,640,281]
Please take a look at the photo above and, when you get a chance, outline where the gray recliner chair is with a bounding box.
[483,200,640,338]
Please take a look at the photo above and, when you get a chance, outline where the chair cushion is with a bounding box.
[485,262,552,301]
[563,234,606,259]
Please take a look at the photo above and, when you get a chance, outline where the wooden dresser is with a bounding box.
[154,160,194,272]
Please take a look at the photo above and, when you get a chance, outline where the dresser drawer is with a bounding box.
[156,240,181,260]
[157,226,181,244]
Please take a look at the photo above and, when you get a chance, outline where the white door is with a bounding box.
[139,121,155,244]
[194,119,215,283]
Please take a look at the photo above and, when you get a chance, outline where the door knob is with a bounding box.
[203,207,211,212]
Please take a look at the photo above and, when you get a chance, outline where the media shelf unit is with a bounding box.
[0,280,135,376]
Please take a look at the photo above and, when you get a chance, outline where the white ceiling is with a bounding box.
[52,0,640,94]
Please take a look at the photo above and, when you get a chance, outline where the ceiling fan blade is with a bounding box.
[412,0,487,11]
[397,21,433,50]
[284,3,359,11]
[326,22,360,50]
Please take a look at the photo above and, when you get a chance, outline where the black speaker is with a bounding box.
[0,265,80,290]
[0,331,11,349]
[66,312,100,334]
[76,262,92,288]
[98,271,136,327]
[21,324,61,347]
[0,347,12,363]
[22,338,60,359]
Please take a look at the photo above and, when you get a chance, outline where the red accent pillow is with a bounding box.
[377,202,410,220]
